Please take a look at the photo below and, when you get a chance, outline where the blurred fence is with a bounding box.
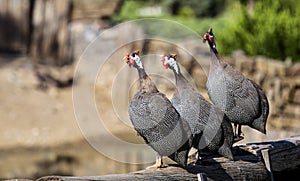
[0,0,123,66]
[0,0,72,65]
[0,0,31,54]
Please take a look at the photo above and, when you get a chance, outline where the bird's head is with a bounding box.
[202,28,216,50]
[124,50,143,69]
[162,54,177,69]
[162,53,180,74]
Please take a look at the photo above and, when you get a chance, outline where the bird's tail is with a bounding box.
[218,142,233,160]
[251,117,267,134]
[249,80,269,134]
[168,139,191,167]
[218,114,234,160]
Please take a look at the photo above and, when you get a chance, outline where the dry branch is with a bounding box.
[36,136,300,181]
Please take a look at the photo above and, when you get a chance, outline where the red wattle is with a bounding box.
[162,61,168,69]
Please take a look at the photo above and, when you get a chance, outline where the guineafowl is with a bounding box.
[162,54,234,160]
[203,28,269,138]
[125,51,192,168]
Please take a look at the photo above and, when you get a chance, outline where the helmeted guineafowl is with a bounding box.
[202,28,269,138]
[162,54,234,160]
[125,50,192,168]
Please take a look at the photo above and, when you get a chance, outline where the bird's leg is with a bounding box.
[237,124,242,138]
[146,155,164,169]
[233,123,238,137]
[233,123,244,143]
[156,155,163,166]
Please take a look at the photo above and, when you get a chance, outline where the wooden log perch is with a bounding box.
[34,136,300,181]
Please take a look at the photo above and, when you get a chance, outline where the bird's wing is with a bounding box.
[224,67,260,118]
[172,89,212,135]
[129,92,192,157]
[129,93,158,135]
[129,92,188,144]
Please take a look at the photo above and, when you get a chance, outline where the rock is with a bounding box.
[176,48,194,73]
[289,63,300,76]
[72,0,123,20]
[191,66,207,89]
[290,88,300,104]
[283,104,300,120]
[232,50,255,75]
[253,71,266,86]
[255,56,287,77]
[144,39,176,55]
[35,64,74,88]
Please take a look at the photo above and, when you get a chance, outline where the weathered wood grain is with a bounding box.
[239,135,300,172]
[36,160,268,181]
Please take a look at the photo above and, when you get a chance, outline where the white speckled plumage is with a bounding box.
[203,28,269,136]
[126,51,192,167]
[162,54,234,160]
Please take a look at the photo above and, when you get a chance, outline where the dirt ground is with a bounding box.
[0,55,83,149]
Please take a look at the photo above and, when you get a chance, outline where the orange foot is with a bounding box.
[146,155,164,169]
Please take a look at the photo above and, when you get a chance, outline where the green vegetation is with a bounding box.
[216,0,300,62]
[113,0,300,62]
[112,0,228,38]
[112,0,226,21]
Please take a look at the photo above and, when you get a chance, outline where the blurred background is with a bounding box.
[0,0,299,179]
